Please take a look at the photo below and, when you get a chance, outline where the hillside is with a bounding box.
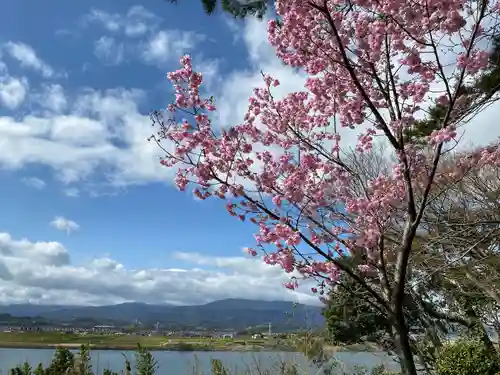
[0,299,324,331]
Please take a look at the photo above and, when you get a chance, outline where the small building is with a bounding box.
[93,325,117,333]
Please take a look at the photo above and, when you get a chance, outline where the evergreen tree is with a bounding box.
[46,348,74,375]
[134,344,159,375]
[323,256,390,344]
[404,35,500,142]
[165,0,270,19]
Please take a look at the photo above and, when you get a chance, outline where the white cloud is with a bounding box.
[0,76,28,109]
[34,84,67,113]
[85,6,201,67]
[0,87,173,187]
[124,23,148,38]
[85,6,160,37]
[63,188,79,198]
[84,6,203,68]
[94,36,125,66]
[4,42,54,78]
[21,177,46,190]
[0,233,69,268]
[124,5,160,37]
[85,9,121,32]
[0,231,317,306]
[50,217,80,234]
[0,13,496,198]
[140,30,203,66]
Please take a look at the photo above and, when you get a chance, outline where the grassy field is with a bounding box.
[0,332,297,351]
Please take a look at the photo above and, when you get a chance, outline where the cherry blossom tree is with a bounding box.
[151,0,500,374]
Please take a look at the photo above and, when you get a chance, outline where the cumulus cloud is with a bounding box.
[0,13,496,198]
[34,84,67,113]
[140,30,204,66]
[50,217,80,234]
[84,6,202,68]
[0,86,173,187]
[3,42,54,78]
[124,5,160,37]
[0,232,317,306]
[0,75,28,109]
[21,177,46,190]
[0,16,494,196]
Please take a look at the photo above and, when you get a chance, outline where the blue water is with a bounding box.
[0,348,397,374]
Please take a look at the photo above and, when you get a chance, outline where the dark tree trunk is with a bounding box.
[391,310,419,375]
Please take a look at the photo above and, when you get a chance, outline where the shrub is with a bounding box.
[175,342,196,351]
[370,364,400,375]
[135,343,159,375]
[435,338,500,375]
[211,359,229,375]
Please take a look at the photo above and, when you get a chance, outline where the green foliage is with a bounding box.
[295,331,330,367]
[46,347,75,375]
[211,359,229,375]
[10,362,32,375]
[34,364,44,375]
[404,34,500,143]
[134,343,159,375]
[370,364,400,375]
[435,338,500,375]
[323,257,389,344]
[75,345,93,375]
[165,0,270,19]
[312,361,399,375]
[174,341,196,351]
[323,293,388,344]
[218,0,268,19]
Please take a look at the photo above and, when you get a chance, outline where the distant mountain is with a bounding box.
[0,299,324,331]
[0,304,76,317]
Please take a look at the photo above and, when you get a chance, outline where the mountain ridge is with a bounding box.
[0,299,324,331]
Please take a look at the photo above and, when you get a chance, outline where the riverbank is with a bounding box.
[0,332,298,352]
[0,332,379,352]
[0,341,297,352]
[0,342,380,353]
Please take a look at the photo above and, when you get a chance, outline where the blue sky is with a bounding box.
[0,0,324,306]
[1,0,497,307]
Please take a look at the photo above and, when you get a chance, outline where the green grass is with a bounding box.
[0,332,297,351]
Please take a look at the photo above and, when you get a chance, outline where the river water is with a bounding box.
[0,348,397,374]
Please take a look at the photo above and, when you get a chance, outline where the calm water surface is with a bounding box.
[0,349,397,374]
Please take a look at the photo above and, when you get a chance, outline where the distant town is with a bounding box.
[0,320,295,340]
[0,299,324,334]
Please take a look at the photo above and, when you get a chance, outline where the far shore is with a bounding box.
[0,331,381,353]
[0,342,381,353]
[0,341,297,352]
